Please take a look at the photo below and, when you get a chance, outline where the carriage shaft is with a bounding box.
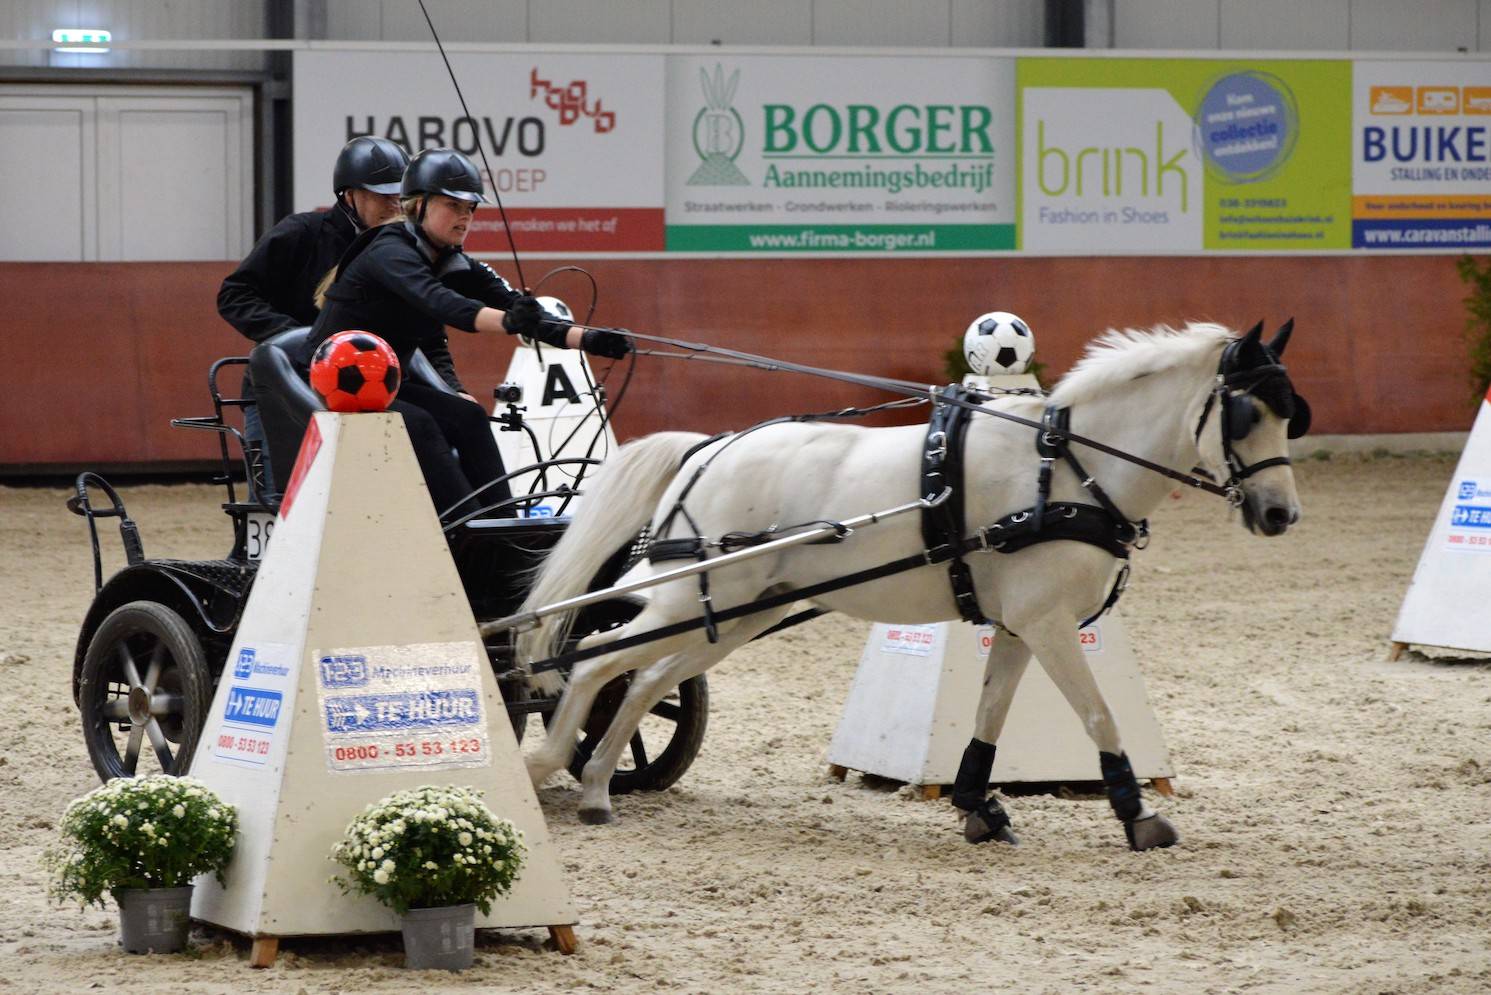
[478,492,943,637]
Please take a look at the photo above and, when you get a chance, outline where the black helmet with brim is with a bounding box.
[402,148,489,203]
[333,136,410,195]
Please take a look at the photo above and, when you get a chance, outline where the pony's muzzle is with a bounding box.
[1257,502,1299,536]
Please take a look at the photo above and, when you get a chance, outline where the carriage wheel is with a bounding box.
[78,602,211,782]
[545,673,709,796]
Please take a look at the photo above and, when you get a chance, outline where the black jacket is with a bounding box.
[305,223,569,393]
[217,206,360,343]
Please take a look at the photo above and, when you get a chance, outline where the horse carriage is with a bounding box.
[69,314,1311,854]
[66,339,708,795]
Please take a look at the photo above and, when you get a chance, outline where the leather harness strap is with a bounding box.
[921,385,987,624]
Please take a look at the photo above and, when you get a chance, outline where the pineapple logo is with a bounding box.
[688,64,748,186]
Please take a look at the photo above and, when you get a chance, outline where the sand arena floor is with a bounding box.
[1,452,1488,993]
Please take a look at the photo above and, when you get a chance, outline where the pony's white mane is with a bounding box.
[1048,322,1232,409]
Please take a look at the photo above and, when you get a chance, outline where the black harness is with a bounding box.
[920,387,1147,627]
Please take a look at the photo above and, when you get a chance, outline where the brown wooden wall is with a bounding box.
[0,255,1478,471]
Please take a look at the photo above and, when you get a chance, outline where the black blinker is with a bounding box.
[1287,393,1312,439]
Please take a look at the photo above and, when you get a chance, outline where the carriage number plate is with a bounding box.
[246,513,275,561]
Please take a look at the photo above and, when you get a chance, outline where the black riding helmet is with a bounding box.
[333,136,410,196]
[402,148,490,204]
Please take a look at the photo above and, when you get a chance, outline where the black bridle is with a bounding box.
[1193,322,1312,504]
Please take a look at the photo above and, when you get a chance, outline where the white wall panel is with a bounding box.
[1113,0,1220,49]
[1349,0,1477,51]
[530,0,671,43]
[812,0,951,47]
[323,0,383,41]
[1219,0,1349,50]
[672,0,813,45]
[951,0,1045,47]
[1,0,266,71]
[0,96,96,260]
[1482,0,1491,51]
[379,0,526,42]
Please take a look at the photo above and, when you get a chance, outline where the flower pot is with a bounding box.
[401,903,476,971]
[116,886,193,954]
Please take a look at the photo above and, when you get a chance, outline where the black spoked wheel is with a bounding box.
[78,602,211,782]
[545,673,709,796]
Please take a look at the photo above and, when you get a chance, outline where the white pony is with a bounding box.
[516,321,1306,850]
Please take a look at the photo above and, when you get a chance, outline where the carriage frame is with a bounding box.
[67,356,708,795]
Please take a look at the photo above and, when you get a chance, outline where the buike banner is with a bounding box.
[293,50,664,253]
[1019,58,1353,253]
[664,55,1016,253]
[1353,60,1491,249]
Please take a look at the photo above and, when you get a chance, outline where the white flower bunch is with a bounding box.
[44,775,238,908]
[331,785,525,915]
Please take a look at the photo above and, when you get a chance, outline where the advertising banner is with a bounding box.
[664,55,1016,253]
[1353,60,1491,249]
[1019,58,1352,253]
[294,50,664,254]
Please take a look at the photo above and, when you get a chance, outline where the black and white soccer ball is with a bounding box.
[535,295,573,323]
[963,311,1034,376]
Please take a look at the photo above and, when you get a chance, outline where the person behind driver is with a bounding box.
[303,147,632,518]
[218,136,409,490]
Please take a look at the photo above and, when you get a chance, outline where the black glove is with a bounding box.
[501,295,545,336]
[580,327,634,360]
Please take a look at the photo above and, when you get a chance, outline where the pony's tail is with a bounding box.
[517,431,709,694]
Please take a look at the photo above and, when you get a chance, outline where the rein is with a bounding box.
[577,323,1248,504]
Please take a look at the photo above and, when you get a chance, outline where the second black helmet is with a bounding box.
[401,148,489,203]
[333,136,410,195]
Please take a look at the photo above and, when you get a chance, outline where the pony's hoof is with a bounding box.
[578,807,615,825]
[963,806,1019,846]
[1125,812,1179,851]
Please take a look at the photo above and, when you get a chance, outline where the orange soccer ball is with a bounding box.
[309,331,401,412]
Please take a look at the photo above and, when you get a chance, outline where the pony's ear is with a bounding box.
[1268,317,1294,357]
[1242,320,1264,344]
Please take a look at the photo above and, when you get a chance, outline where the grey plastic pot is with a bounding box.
[116,886,193,954]
[401,903,476,971]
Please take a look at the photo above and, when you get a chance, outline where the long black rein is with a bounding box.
[573,324,1240,503]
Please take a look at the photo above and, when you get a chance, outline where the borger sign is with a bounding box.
[293,50,665,253]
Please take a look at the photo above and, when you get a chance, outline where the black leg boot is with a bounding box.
[1099,750,1178,851]
[953,739,1017,845]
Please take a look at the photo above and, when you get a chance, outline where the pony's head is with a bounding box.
[1194,320,1307,536]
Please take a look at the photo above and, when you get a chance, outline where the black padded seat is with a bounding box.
[248,327,458,496]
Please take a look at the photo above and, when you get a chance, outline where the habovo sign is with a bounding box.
[665,54,1016,253]
[293,50,664,254]
[1352,60,1491,249]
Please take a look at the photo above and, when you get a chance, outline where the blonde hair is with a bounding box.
[313,266,338,310]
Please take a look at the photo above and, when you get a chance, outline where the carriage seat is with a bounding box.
[249,326,458,496]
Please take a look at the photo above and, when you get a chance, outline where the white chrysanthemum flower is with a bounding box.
[371,846,384,859]
[423,861,438,870]
[373,868,390,885]
[458,832,473,847]
[381,859,395,873]
[112,814,129,828]
[171,804,186,818]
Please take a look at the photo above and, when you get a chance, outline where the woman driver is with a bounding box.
[304,147,631,516]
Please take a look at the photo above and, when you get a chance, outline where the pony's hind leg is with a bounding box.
[576,606,793,824]
[952,630,1032,845]
[1015,613,1179,852]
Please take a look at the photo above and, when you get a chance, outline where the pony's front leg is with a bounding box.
[577,607,791,824]
[1016,614,1179,852]
[952,629,1032,846]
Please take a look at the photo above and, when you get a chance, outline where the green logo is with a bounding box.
[688,64,748,186]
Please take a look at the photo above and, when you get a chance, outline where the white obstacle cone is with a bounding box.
[188,412,577,965]
[1392,385,1491,656]
[827,613,1174,797]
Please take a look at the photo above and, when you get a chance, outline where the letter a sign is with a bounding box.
[492,340,618,518]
